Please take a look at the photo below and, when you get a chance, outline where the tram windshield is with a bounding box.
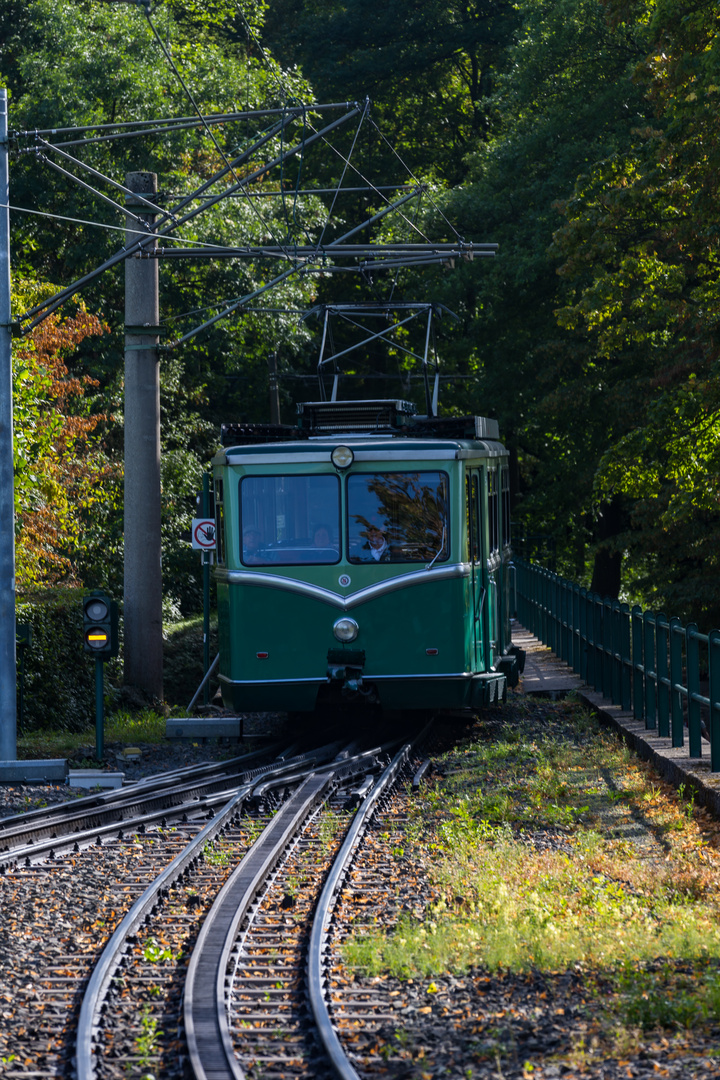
[347,471,449,564]
[241,475,340,565]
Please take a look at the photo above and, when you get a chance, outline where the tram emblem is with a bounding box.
[338,574,352,588]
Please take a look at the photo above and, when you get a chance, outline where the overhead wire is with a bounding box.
[315,98,370,251]
[10,3,477,345]
[16,106,362,329]
[368,115,463,241]
[303,114,434,245]
[142,5,290,257]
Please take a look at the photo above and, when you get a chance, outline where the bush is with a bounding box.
[16,587,122,733]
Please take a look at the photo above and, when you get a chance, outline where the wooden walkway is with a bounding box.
[511,622,584,696]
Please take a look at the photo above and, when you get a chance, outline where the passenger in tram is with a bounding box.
[242,526,264,564]
[313,525,332,548]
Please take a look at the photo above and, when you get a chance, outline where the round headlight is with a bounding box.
[331,445,354,469]
[333,617,359,643]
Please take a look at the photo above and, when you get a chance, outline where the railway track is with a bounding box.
[0,725,438,1079]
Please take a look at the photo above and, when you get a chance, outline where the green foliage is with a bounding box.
[547,0,720,621]
[4,0,321,615]
[264,0,519,184]
[16,588,121,733]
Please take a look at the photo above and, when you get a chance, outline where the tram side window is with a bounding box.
[466,473,480,562]
[347,471,449,564]
[488,468,499,555]
[240,475,340,565]
[501,466,511,548]
[214,477,226,566]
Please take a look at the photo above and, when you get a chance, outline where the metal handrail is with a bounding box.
[515,559,720,772]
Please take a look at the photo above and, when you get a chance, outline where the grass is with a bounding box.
[343,699,720,1043]
[18,707,168,760]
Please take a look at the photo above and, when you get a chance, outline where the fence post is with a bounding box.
[632,606,644,721]
[602,597,612,700]
[668,616,684,748]
[572,584,581,673]
[579,588,589,684]
[620,603,631,711]
[611,601,621,706]
[709,630,720,773]
[593,595,604,693]
[686,624,702,758]
[656,612,669,738]
[643,611,657,729]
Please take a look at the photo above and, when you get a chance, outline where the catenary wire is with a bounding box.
[368,115,462,240]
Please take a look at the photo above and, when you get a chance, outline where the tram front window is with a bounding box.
[347,472,449,564]
[241,475,340,565]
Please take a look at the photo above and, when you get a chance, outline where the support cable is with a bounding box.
[368,115,462,240]
[33,138,168,217]
[304,115,434,244]
[35,153,151,230]
[143,9,242,189]
[315,97,371,250]
[141,6,290,254]
[16,107,361,329]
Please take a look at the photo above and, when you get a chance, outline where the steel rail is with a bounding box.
[74,783,252,1080]
[184,771,333,1080]
[307,719,434,1080]
[73,748,341,1080]
[0,755,278,856]
[0,744,275,836]
[0,745,331,864]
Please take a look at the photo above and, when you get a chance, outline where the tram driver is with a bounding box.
[361,525,391,562]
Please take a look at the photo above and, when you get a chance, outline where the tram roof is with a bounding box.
[216,436,507,465]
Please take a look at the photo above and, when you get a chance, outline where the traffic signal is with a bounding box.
[83,591,119,658]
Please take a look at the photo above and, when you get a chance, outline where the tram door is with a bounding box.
[485,466,501,669]
[466,470,485,671]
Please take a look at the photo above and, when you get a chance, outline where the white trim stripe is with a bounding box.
[219,563,471,609]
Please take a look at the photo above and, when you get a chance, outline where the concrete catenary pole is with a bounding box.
[124,171,163,700]
[0,89,17,759]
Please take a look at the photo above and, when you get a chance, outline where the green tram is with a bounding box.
[212,399,524,716]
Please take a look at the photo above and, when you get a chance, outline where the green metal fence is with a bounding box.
[514,559,720,772]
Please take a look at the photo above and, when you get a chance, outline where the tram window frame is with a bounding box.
[239,473,341,566]
[214,477,226,566]
[501,465,511,548]
[346,469,450,565]
[466,472,480,563]
[488,467,499,555]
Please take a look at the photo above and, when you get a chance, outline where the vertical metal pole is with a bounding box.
[669,617,684,748]
[124,172,163,700]
[95,657,104,762]
[709,630,720,772]
[656,613,669,737]
[0,89,17,760]
[18,644,24,735]
[632,606,644,721]
[686,624,702,758]
[268,351,281,424]
[202,472,210,706]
